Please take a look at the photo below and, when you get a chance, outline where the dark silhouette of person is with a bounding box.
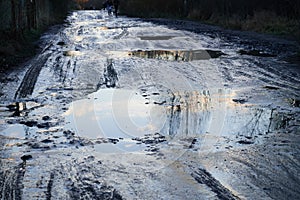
[113,0,120,17]
[104,0,113,15]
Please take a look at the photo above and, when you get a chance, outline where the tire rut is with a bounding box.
[0,160,27,200]
[192,168,240,200]
[14,53,50,99]
[45,172,54,200]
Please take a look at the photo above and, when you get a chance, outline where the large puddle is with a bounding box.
[64,88,166,139]
[64,88,289,148]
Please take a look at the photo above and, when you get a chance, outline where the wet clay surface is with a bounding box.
[1,10,300,200]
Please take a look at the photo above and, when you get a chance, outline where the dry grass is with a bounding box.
[120,0,300,39]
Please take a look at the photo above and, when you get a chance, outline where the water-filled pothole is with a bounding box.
[128,49,225,61]
[64,88,166,139]
[64,88,291,153]
[0,124,26,139]
[139,36,175,40]
[0,101,41,117]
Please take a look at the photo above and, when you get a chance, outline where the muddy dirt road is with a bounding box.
[1,10,300,200]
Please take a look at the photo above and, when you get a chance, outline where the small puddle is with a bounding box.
[0,101,41,117]
[93,139,146,154]
[63,50,82,57]
[139,36,175,40]
[128,49,225,61]
[0,124,26,139]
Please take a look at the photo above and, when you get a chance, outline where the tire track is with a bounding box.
[14,53,50,99]
[192,168,240,200]
[0,159,28,200]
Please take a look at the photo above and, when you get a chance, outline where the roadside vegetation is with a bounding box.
[1,0,299,72]
[121,0,300,39]
[0,0,75,71]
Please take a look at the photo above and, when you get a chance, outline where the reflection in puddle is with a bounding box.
[65,88,290,153]
[94,139,146,154]
[63,50,82,56]
[64,89,166,139]
[161,89,234,137]
[129,50,225,61]
[64,88,236,140]
[0,124,26,139]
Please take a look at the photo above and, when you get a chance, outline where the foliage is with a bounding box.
[0,0,75,70]
[121,0,300,38]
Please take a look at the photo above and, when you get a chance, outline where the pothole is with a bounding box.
[0,124,26,139]
[0,101,41,117]
[63,88,292,152]
[64,88,166,139]
[139,36,175,40]
[128,49,225,61]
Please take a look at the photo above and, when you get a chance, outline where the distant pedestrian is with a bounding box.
[113,0,120,17]
[104,0,113,16]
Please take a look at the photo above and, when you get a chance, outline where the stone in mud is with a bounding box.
[41,139,54,143]
[20,120,38,127]
[28,142,50,149]
[21,155,33,161]
[143,139,156,144]
[237,140,254,145]
[42,116,51,121]
[154,101,167,105]
[63,130,75,136]
[108,138,119,144]
[37,122,52,129]
[232,98,247,104]
[263,86,280,90]
[57,41,66,46]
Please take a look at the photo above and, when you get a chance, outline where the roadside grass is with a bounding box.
[186,10,300,40]
[120,0,300,41]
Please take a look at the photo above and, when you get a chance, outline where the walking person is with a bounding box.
[104,0,113,16]
[113,0,120,17]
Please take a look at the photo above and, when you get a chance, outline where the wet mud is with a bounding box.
[1,10,300,200]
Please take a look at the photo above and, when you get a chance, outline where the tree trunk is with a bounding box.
[11,0,17,38]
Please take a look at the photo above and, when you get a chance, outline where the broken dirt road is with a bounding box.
[1,10,300,200]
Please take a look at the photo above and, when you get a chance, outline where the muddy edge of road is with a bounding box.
[1,10,300,200]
